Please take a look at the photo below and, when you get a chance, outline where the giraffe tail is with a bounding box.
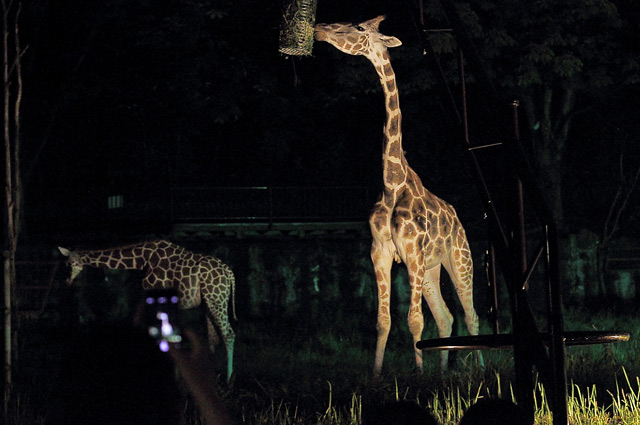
[229,268,237,321]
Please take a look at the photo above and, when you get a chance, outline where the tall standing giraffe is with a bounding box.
[315,15,481,374]
[58,239,236,381]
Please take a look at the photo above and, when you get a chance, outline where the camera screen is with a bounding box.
[145,289,182,352]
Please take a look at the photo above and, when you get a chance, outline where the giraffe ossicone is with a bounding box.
[58,239,236,381]
[315,15,482,375]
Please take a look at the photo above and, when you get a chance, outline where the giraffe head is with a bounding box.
[58,247,84,284]
[314,15,402,60]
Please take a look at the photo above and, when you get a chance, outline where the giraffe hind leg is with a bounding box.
[204,310,235,382]
[421,265,454,372]
[201,279,235,381]
[443,254,484,367]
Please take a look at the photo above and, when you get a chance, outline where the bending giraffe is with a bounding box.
[315,16,481,374]
[58,239,236,381]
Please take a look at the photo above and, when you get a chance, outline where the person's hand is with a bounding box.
[169,329,233,425]
[169,329,216,383]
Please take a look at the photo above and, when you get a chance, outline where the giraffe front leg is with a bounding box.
[408,304,425,374]
[407,259,426,374]
[371,242,394,376]
[374,310,391,376]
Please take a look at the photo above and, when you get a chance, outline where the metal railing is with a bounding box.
[31,186,375,231]
[170,186,374,222]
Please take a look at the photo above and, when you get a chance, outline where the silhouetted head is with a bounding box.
[460,398,530,425]
[363,400,438,425]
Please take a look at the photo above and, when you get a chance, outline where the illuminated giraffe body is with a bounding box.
[59,239,236,380]
[315,16,480,374]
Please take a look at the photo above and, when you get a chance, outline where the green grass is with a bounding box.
[6,305,640,424]
[232,370,640,425]
[225,305,640,424]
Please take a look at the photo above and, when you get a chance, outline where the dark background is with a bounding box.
[5,3,640,422]
[9,0,637,248]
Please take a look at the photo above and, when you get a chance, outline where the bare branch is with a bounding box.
[12,1,21,239]
[602,151,640,245]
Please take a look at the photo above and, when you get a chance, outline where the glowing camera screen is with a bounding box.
[145,289,182,352]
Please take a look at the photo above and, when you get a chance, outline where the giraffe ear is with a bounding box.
[58,247,71,257]
[381,35,402,48]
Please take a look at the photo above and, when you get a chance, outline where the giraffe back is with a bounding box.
[141,241,200,307]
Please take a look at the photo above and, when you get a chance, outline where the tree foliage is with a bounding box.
[424,0,637,227]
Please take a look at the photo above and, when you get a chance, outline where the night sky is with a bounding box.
[8,0,640,242]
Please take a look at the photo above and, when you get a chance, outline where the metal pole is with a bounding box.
[508,100,534,424]
[546,224,568,424]
[486,245,499,334]
[511,101,528,279]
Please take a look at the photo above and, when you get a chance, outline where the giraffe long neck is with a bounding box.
[77,244,150,271]
[371,50,407,205]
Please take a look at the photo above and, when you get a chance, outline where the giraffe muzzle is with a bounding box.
[313,25,329,41]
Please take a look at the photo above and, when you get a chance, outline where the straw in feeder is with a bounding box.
[278,0,317,56]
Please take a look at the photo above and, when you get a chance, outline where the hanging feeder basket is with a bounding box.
[278,0,317,56]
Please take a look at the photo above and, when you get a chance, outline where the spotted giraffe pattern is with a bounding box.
[59,239,236,380]
[315,16,480,375]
